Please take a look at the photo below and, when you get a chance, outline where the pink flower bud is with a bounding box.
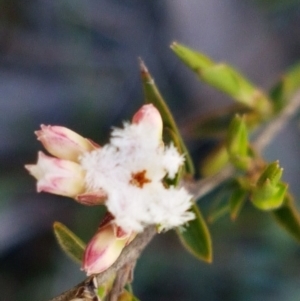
[132,104,163,139]
[25,151,85,198]
[35,125,97,162]
[82,219,132,275]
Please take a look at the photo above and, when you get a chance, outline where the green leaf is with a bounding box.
[200,144,229,177]
[139,58,195,175]
[206,182,233,223]
[256,161,283,187]
[226,115,252,170]
[171,42,215,70]
[272,195,300,242]
[171,42,272,117]
[227,115,248,158]
[53,221,86,264]
[202,64,255,102]
[270,62,300,112]
[207,203,230,224]
[230,187,247,221]
[177,203,212,263]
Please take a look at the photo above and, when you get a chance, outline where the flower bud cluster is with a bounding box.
[251,161,287,211]
[25,125,105,204]
[26,104,195,275]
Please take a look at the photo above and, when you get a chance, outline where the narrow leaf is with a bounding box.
[256,161,282,187]
[272,195,300,242]
[177,203,212,263]
[207,183,233,223]
[53,221,86,264]
[270,62,300,112]
[200,144,229,177]
[207,203,230,224]
[227,115,248,158]
[171,42,272,117]
[230,188,247,221]
[139,58,195,175]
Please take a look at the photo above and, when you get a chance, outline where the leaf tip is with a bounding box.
[138,57,148,73]
[206,254,213,264]
[53,221,62,231]
[230,213,237,222]
[170,41,178,49]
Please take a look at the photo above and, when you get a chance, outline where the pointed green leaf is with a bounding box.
[207,182,233,223]
[207,203,230,224]
[226,115,252,170]
[227,115,248,158]
[202,64,255,102]
[270,62,300,112]
[171,42,214,70]
[230,188,247,220]
[177,203,212,263]
[272,195,300,242]
[53,221,86,264]
[171,42,272,117]
[200,144,229,176]
[257,161,283,187]
[139,59,195,175]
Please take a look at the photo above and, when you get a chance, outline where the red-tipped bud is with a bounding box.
[35,125,97,162]
[132,104,163,140]
[82,219,134,275]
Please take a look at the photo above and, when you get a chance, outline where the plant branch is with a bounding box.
[49,90,300,301]
[253,90,300,152]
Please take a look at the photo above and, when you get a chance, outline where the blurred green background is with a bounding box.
[1,1,300,300]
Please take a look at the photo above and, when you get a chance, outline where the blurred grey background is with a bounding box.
[1,0,300,300]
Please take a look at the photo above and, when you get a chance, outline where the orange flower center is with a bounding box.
[130,170,151,188]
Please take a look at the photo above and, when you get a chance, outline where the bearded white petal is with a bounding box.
[80,145,130,192]
[152,186,195,231]
[163,143,185,179]
[111,122,160,152]
[106,185,154,233]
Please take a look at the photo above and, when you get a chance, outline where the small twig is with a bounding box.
[187,165,235,201]
[254,90,300,153]
[107,263,133,301]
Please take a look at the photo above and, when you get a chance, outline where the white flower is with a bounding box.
[80,104,195,233]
